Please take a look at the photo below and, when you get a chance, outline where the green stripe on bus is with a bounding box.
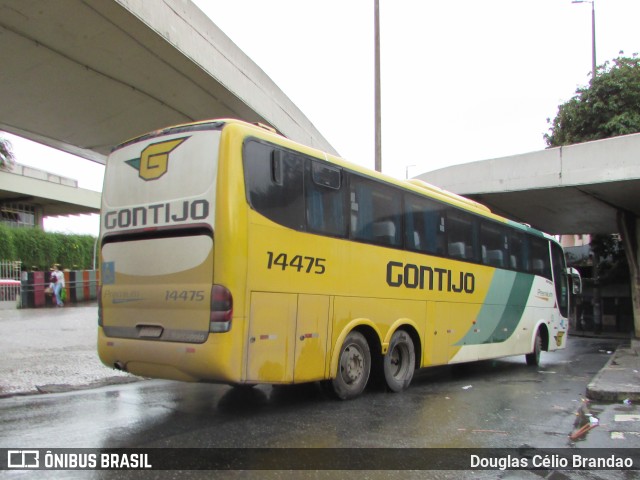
[490,273,534,343]
[455,270,534,346]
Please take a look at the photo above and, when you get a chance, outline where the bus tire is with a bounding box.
[331,331,371,400]
[383,330,415,392]
[526,330,542,366]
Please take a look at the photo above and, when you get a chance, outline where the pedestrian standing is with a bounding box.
[51,264,65,307]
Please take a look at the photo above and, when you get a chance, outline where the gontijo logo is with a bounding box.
[125,137,188,181]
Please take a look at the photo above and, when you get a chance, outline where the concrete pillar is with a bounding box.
[34,205,44,229]
[618,211,640,339]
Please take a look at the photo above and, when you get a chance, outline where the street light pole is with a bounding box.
[374,0,382,172]
[405,164,415,180]
[590,0,596,80]
[572,0,597,81]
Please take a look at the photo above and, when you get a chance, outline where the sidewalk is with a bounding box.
[0,304,638,401]
[0,303,138,398]
[569,329,640,401]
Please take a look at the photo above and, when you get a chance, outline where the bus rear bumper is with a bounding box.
[97,327,241,383]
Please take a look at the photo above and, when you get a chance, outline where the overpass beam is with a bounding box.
[618,211,640,339]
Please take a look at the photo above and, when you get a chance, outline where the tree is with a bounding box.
[0,224,96,270]
[0,137,15,171]
[545,54,640,147]
[546,54,640,339]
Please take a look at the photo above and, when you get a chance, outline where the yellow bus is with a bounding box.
[98,119,581,400]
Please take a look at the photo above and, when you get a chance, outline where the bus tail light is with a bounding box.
[210,284,232,333]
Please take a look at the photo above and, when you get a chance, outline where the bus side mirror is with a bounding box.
[567,267,582,295]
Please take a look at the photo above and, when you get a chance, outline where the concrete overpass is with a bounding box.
[417,133,640,236]
[0,0,337,164]
[418,133,640,339]
[0,163,100,223]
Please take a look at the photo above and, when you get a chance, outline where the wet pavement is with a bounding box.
[0,303,638,403]
[0,304,137,397]
[1,305,639,478]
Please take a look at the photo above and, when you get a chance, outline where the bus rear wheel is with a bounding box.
[332,331,371,400]
[526,330,542,366]
[384,330,415,392]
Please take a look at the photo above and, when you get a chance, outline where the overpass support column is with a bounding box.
[618,211,640,339]
[34,206,44,229]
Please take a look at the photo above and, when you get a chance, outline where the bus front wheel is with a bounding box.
[526,330,542,366]
[384,330,415,392]
[332,331,371,400]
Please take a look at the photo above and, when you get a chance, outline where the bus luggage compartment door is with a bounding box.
[246,292,329,383]
[246,292,297,383]
[293,294,330,383]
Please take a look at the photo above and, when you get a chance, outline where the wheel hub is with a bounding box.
[341,345,363,384]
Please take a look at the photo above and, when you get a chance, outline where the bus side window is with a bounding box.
[404,193,446,255]
[509,232,527,271]
[529,237,552,279]
[350,175,401,247]
[243,140,305,231]
[404,198,419,250]
[306,161,346,237]
[446,210,477,261]
[480,222,508,268]
[551,242,569,317]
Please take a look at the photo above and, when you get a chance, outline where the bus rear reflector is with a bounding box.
[97,286,103,327]
[210,284,232,333]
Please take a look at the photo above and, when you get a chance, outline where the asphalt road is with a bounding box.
[0,305,637,479]
[0,336,627,446]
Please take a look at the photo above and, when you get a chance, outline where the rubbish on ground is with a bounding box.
[569,423,596,441]
[471,429,509,435]
[611,432,625,440]
[623,398,632,406]
[456,428,508,435]
[570,399,599,441]
[462,385,472,390]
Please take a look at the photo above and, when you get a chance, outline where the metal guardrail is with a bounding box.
[0,281,21,302]
[0,261,21,303]
[19,279,100,291]
[18,279,99,292]
[0,263,100,308]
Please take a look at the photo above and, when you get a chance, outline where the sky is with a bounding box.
[3,0,640,235]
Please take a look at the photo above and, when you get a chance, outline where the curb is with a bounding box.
[586,347,640,402]
[0,376,143,399]
[586,353,621,402]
